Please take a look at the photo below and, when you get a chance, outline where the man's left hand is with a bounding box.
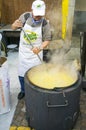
[31,47,41,54]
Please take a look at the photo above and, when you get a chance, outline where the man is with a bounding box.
[11,0,51,99]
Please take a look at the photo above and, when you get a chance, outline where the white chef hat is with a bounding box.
[32,0,46,16]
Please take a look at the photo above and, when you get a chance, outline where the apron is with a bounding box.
[18,23,43,77]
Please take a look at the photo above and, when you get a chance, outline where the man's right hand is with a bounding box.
[11,19,23,30]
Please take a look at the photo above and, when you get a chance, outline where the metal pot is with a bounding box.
[24,65,82,130]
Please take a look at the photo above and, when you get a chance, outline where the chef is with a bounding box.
[11,0,51,99]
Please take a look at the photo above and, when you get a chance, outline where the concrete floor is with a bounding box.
[0,35,86,130]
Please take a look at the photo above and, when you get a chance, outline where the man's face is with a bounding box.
[32,13,43,21]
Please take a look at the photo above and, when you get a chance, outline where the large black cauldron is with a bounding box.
[24,70,82,130]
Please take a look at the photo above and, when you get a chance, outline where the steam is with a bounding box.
[45,40,80,79]
[46,4,62,39]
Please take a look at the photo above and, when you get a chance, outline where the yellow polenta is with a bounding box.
[27,64,78,89]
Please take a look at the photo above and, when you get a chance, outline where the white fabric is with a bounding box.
[0,57,10,114]
[32,0,45,16]
[18,23,43,77]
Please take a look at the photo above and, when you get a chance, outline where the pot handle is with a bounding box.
[46,90,68,108]
[47,100,68,108]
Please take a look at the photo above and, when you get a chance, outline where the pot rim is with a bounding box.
[26,71,81,91]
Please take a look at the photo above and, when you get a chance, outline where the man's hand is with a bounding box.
[11,19,23,30]
[31,47,41,54]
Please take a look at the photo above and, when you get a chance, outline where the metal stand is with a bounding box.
[80,32,86,77]
[7,44,18,52]
[80,32,86,90]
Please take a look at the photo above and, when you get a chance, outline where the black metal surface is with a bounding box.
[73,11,86,32]
[24,71,82,130]
[1,31,20,56]
[80,32,86,77]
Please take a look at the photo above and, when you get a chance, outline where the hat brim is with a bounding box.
[33,9,45,16]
